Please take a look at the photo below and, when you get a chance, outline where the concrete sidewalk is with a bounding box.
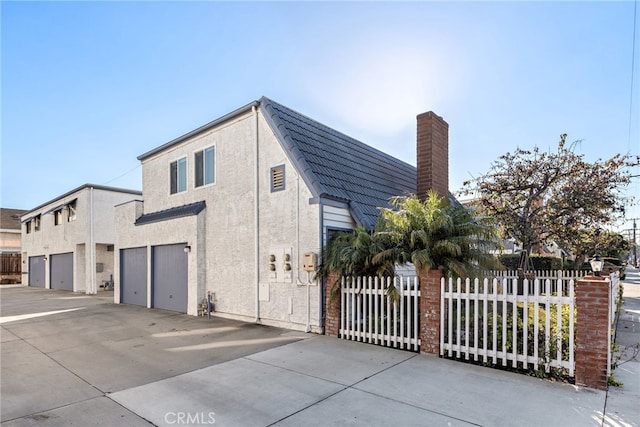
[605,266,640,427]
[110,335,607,427]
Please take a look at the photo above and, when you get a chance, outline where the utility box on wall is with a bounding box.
[303,252,317,272]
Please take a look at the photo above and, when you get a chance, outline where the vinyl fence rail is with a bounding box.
[340,276,420,352]
[440,276,575,377]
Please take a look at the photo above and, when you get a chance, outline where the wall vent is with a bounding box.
[270,165,285,192]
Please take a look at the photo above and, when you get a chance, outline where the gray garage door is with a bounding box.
[50,253,74,291]
[120,247,147,307]
[28,256,46,288]
[152,244,187,313]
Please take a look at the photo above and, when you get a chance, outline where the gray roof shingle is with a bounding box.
[135,201,206,226]
[260,97,417,228]
[1,208,28,230]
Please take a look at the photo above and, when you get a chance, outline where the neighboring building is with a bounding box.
[1,208,28,284]
[21,184,142,293]
[115,96,450,332]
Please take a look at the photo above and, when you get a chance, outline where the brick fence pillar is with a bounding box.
[324,271,341,337]
[575,275,610,390]
[419,268,444,355]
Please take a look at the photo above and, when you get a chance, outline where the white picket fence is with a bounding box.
[610,272,621,324]
[339,276,420,351]
[337,270,620,379]
[440,275,576,376]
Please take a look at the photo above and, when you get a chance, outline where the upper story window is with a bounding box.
[170,157,187,194]
[67,200,77,221]
[270,165,285,192]
[33,214,41,232]
[195,146,215,187]
[54,209,63,225]
[26,221,32,234]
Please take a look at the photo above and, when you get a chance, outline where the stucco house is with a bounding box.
[21,184,142,293]
[114,96,449,332]
[1,208,27,284]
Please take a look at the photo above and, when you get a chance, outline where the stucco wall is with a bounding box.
[114,200,202,315]
[21,187,141,291]
[127,109,323,330]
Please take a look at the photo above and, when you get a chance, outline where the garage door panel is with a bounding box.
[28,256,46,288]
[152,244,187,313]
[120,247,147,307]
[50,253,73,291]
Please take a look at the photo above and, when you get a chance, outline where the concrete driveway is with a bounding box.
[3,282,637,427]
[0,287,305,425]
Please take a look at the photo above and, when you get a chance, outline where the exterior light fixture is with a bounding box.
[590,253,603,277]
[184,245,191,253]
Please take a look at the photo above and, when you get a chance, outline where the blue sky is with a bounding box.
[2,1,639,234]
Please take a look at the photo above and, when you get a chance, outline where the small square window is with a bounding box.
[271,165,285,192]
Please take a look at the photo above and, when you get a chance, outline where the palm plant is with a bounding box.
[317,226,392,279]
[374,191,499,277]
[318,190,500,301]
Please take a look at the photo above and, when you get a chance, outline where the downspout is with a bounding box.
[319,202,325,330]
[295,172,311,332]
[89,186,96,294]
[253,105,260,323]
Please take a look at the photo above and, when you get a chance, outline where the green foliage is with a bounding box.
[608,373,623,387]
[317,226,391,279]
[455,297,575,377]
[374,191,500,277]
[319,191,501,281]
[461,136,632,268]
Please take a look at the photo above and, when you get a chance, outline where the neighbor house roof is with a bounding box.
[21,184,143,219]
[1,208,28,231]
[138,97,420,229]
[260,97,416,229]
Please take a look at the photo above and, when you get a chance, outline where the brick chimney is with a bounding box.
[416,111,449,201]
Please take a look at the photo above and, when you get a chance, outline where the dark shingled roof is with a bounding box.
[135,201,206,226]
[136,97,458,229]
[260,97,417,229]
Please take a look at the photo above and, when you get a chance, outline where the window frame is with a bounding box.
[26,221,32,234]
[170,156,188,194]
[33,214,41,232]
[195,145,216,188]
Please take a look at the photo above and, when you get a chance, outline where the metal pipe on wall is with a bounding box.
[253,105,261,323]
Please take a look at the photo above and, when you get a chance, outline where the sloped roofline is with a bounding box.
[135,96,350,201]
[137,100,260,161]
[258,97,326,201]
[134,96,419,229]
[22,184,142,218]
